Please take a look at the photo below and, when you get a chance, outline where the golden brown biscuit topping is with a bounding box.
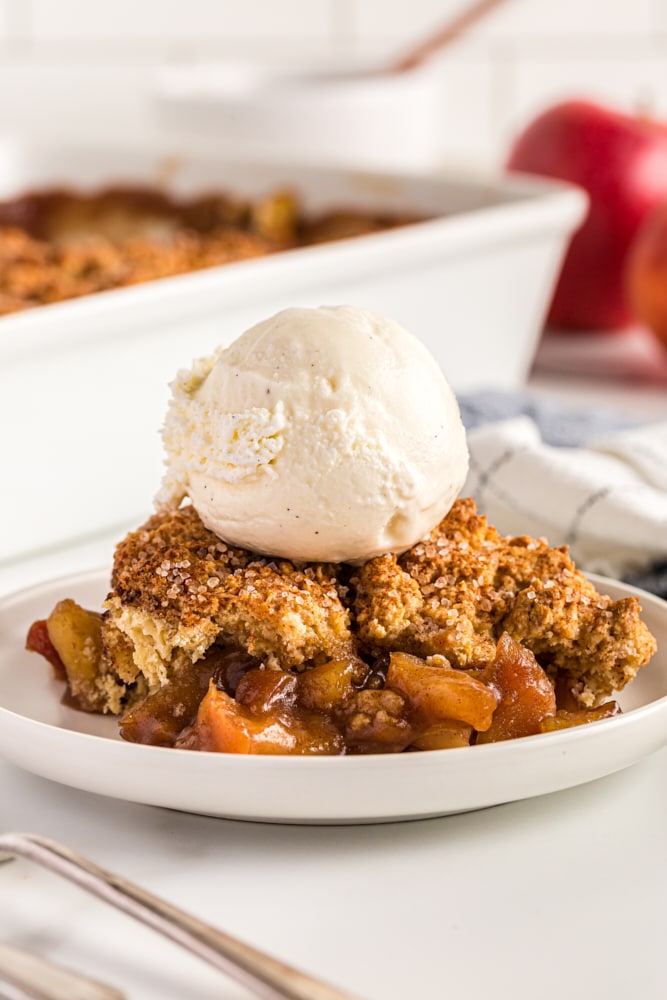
[26,498,657,754]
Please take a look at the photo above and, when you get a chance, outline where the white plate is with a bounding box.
[0,569,665,825]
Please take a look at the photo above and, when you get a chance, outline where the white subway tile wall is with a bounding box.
[354,0,656,40]
[0,0,666,166]
[30,0,333,40]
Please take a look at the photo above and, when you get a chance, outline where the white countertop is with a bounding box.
[2,371,667,1000]
[3,751,667,1000]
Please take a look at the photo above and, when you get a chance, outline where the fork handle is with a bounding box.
[0,833,358,1000]
[0,941,124,1000]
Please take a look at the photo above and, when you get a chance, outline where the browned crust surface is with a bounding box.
[0,224,269,315]
[354,498,657,706]
[0,187,417,315]
[110,505,353,669]
[105,498,657,709]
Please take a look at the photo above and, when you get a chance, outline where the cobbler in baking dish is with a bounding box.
[0,186,417,315]
[26,498,656,755]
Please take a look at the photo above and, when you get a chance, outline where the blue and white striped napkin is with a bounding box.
[459,392,667,590]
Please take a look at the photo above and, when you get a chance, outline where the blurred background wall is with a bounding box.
[0,0,663,167]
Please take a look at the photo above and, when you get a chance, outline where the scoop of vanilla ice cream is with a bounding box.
[158,305,469,563]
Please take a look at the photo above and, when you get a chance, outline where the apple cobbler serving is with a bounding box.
[27,498,656,754]
[25,306,657,755]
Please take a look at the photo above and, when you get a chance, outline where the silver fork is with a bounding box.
[0,834,360,1000]
[0,939,124,1000]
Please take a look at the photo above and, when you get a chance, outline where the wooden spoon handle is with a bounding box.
[391,0,510,73]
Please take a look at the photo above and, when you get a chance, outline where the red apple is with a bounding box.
[507,100,667,331]
[625,201,667,347]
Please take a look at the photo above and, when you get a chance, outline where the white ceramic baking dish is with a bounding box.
[0,138,586,563]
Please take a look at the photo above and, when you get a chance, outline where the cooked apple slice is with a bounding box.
[26,619,66,679]
[539,702,620,732]
[409,721,473,751]
[44,600,104,712]
[476,633,556,744]
[297,658,365,712]
[188,678,344,755]
[386,652,497,731]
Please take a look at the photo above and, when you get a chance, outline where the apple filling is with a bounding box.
[25,499,653,755]
[26,610,620,755]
